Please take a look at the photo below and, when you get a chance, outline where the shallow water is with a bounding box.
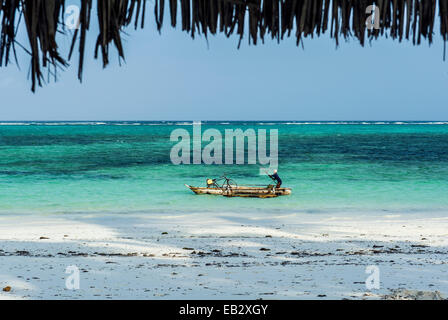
[1,121,447,215]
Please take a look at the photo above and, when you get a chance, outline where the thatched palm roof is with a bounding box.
[1,0,447,91]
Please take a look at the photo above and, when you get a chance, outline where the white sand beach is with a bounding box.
[1,211,447,300]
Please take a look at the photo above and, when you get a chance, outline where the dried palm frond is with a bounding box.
[1,0,446,92]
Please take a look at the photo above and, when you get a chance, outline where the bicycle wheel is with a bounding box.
[226,179,237,188]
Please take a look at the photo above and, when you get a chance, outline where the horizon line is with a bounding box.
[1,120,448,122]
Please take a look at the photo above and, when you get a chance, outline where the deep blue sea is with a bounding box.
[1,121,447,215]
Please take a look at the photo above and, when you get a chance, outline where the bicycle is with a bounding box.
[218,175,237,190]
[206,175,238,191]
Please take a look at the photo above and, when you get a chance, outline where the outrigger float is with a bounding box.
[185,175,291,198]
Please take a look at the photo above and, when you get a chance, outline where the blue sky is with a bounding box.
[1,10,447,121]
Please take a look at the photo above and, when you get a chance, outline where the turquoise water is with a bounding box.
[1,121,448,215]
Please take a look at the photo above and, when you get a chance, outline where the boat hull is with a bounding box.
[185,184,291,198]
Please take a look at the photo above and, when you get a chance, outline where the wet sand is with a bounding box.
[1,212,447,299]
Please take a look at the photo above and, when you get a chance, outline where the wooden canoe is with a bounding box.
[185,184,291,198]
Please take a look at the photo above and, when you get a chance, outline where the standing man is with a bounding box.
[268,170,282,188]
